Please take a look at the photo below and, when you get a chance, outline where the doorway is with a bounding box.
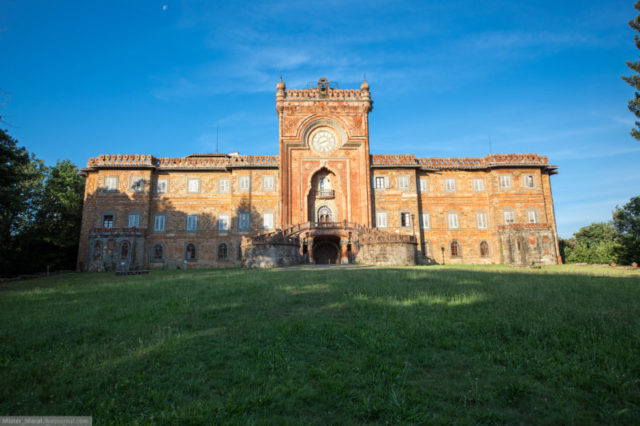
[313,236,340,264]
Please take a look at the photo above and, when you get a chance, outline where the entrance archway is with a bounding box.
[313,236,340,264]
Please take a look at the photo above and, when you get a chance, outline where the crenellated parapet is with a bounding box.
[84,154,280,171]
[371,153,554,171]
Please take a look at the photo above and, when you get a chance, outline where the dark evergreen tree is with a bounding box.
[623,1,640,140]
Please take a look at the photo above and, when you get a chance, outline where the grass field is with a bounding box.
[1,265,639,424]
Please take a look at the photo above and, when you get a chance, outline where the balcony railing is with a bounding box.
[315,189,335,198]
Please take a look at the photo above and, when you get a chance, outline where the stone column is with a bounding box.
[340,237,349,264]
[307,237,314,264]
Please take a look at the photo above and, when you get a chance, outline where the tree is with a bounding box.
[0,129,84,276]
[562,222,620,264]
[612,196,640,264]
[623,1,640,140]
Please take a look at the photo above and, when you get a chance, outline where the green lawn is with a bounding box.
[1,265,639,424]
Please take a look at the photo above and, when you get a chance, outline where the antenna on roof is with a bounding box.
[216,124,220,153]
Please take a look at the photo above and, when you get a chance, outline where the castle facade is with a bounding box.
[77,78,560,270]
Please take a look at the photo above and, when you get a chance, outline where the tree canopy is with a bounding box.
[613,196,640,264]
[623,1,640,140]
[0,129,84,276]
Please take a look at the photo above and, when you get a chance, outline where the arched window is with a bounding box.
[93,241,103,260]
[317,206,332,222]
[120,241,130,259]
[185,243,197,260]
[451,240,462,258]
[319,176,330,190]
[480,241,489,258]
[152,244,164,261]
[217,243,228,260]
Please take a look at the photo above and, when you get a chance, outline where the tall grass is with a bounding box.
[1,265,639,424]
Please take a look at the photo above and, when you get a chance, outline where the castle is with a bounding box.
[77,78,560,270]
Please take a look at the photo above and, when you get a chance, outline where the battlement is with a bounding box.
[85,154,279,170]
[371,153,551,170]
[277,77,370,102]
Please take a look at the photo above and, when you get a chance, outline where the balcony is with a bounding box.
[315,189,335,199]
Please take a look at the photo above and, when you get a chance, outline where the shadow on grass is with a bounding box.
[1,267,639,423]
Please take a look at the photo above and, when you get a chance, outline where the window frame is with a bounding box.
[476,211,488,230]
[217,242,229,261]
[450,240,462,258]
[479,240,490,258]
[186,214,199,232]
[102,213,115,229]
[187,178,200,193]
[156,179,168,194]
[472,178,485,192]
[523,175,535,189]
[130,176,145,193]
[447,211,460,229]
[400,212,411,228]
[503,209,516,225]
[420,213,431,230]
[104,176,118,192]
[398,175,409,190]
[128,213,140,228]
[185,243,197,261]
[527,209,538,224]
[238,176,251,191]
[150,243,165,262]
[263,212,274,230]
[419,178,428,192]
[219,179,230,194]
[444,178,456,192]
[499,175,512,189]
[238,212,250,231]
[218,215,230,232]
[263,175,275,191]
[376,211,388,228]
[153,214,166,232]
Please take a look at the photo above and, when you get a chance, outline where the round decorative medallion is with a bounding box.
[310,128,338,153]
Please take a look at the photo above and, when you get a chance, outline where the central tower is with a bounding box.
[276,77,373,228]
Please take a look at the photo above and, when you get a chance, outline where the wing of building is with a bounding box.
[77,78,560,270]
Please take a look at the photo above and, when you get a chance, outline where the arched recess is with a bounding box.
[306,167,346,222]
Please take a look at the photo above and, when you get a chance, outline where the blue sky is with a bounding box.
[1,0,639,237]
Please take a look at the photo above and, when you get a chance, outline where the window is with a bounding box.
[219,179,230,193]
[400,212,411,227]
[152,244,163,261]
[263,176,274,191]
[451,240,462,258]
[503,210,515,224]
[185,243,197,260]
[421,213,431,230]
[476,212,488,229]
[527,209,538,224]
[102,214,114,228]
[154,215,166,232]
[93,241,102,260]
[157,179,168,194]
[480,241,489,257]
[186,214,198,231]
[524,175,534,189]
[376,212,388,228]
[374,176,387,189]
[218,215,229,231]
[319,177,330,190]
[424,240,433,258]
[499,175,512,189]
[217,243,228,260]
[398,176,409,190]
[445,178,456,192]
[473,178,485,192]
[447,212,459,229]
[187,178,200,193]
[317,206,332,222]
[104,176,117,191]
[263,213,274,229]
[128,214,140,228]
[239,212,250,230]
[120,241,130,259]
[239,176,251,191]
[131,177,144,193]
[419,178,428,192]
